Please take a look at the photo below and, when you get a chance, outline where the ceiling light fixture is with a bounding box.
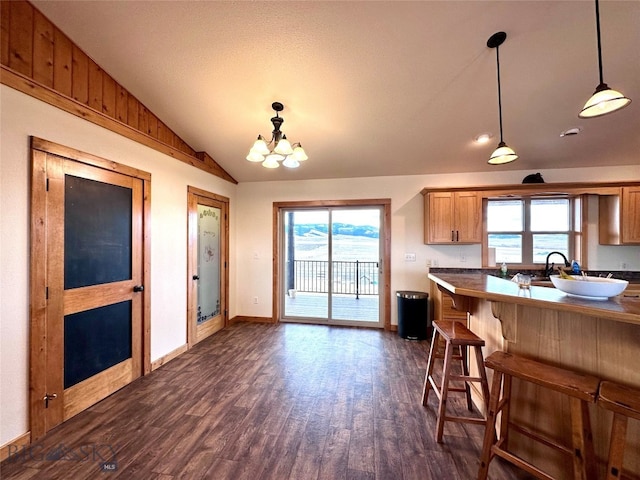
[474,133,493,144]
[246,102,308,169]
[579,0,631,118]
[487,32,518,165]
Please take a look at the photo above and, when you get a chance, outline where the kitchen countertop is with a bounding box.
[428,272,640,325]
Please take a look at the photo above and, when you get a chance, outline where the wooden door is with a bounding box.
[30,138,150,440]
[622,186,640,244]
[187,187,229,346]
[454,191,482,243]
[427,192,454,243]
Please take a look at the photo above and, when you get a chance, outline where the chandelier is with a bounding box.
[246,102,308,168]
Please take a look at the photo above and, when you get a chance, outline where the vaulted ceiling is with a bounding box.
[31,1,640,183]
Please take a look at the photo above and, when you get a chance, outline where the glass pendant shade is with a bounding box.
[292,145,308,161]
[579,83,632,118]
[246,151,265,162]
[488,142,518,165]
[262,154,283,168]
[251,135,270,155]
[282,157,300,168]
[274,135,293,155]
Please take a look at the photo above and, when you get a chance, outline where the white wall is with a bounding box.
[0,86,237,446]
[235,169,640,322]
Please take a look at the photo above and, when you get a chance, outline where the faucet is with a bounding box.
[544,251,570,277]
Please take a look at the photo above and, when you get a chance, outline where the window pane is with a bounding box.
[489,234,522,263]
[531,199,569,232]
[533,234,569,263]
[487,200,523,232]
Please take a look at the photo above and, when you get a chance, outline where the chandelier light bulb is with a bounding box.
[251,135,270,155]
[292,145,308,161]
[246,151,265,162]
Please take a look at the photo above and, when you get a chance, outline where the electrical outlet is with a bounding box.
[253,296,258,304]
[460,254,466,263]
[404,253,416,262]
[426,259,432,267]
[433,259,439,267]
[621,262,628,270]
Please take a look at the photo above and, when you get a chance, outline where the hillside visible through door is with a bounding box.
[281,206,382,328]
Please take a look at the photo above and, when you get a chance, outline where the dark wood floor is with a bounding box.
[1,322,532,479]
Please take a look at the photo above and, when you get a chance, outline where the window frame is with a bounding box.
[483,195,583,269]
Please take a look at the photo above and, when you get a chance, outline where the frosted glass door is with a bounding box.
[197,204,221,324]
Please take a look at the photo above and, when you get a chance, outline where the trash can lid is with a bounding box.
[396,291,428,299]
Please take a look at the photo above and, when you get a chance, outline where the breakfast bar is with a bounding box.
[427,272,640,478]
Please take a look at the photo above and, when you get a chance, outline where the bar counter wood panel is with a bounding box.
[428,273,640,479]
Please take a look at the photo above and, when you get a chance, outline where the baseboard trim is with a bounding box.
[150,344,189,371]
[1,431,31,462]
[230,315,276,324]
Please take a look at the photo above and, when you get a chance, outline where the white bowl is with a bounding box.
[549,275,629,300]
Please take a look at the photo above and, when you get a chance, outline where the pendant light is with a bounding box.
[579,0,631,118]
[487,32,518,165]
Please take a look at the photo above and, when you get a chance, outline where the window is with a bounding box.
[487,198,575,266]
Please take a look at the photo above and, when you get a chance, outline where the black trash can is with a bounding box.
[396,291,430,340]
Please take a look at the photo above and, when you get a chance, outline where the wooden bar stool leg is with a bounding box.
[422,328,440,406]
[500,374,512,449]
[461,345,473,411]
[478,369,503,480]
[473,345,491,415]
[569,397,596,480]
[606,413,628,480]
[436,340,455,443]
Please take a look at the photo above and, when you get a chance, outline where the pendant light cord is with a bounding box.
[595,0,604,85]
[495,45,504,144]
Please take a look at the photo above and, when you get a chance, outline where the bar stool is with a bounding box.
[421,319,491,443]
[478,351,600,480]
[597,381,640,480]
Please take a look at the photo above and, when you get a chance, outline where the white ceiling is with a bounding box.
[31,1,640,183]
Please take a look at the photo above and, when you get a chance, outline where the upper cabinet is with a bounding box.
[424,191,481,244]
[599,186,640,245]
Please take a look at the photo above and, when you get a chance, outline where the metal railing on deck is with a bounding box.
[292,260,379,298]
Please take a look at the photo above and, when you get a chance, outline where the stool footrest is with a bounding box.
[509,422,573,456]
[444,415,486,425]
[491,446,555,480]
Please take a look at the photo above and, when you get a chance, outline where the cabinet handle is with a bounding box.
[133,285,144,292]
[456,231,459,242]
[451,230,455,242]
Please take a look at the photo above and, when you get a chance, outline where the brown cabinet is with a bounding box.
[424,191,481,244]
[599,186,640,245]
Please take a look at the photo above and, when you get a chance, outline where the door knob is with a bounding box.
[133,285,144,292]
[192,275,200,280]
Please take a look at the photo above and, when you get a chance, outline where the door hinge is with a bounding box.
[224,261,227,268]
[46,286,49,300]
[43,393,57,408]
[46,178,50,191]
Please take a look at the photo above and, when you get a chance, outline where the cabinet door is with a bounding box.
[454,191,482,243]
[622,186,640,244]
[427,192,454,243]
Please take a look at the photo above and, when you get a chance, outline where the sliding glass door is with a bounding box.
[281,206,382,327]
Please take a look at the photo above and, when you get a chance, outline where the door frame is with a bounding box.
[29,137,151,440]
[272,199,391,330]
[186,186,229,348]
